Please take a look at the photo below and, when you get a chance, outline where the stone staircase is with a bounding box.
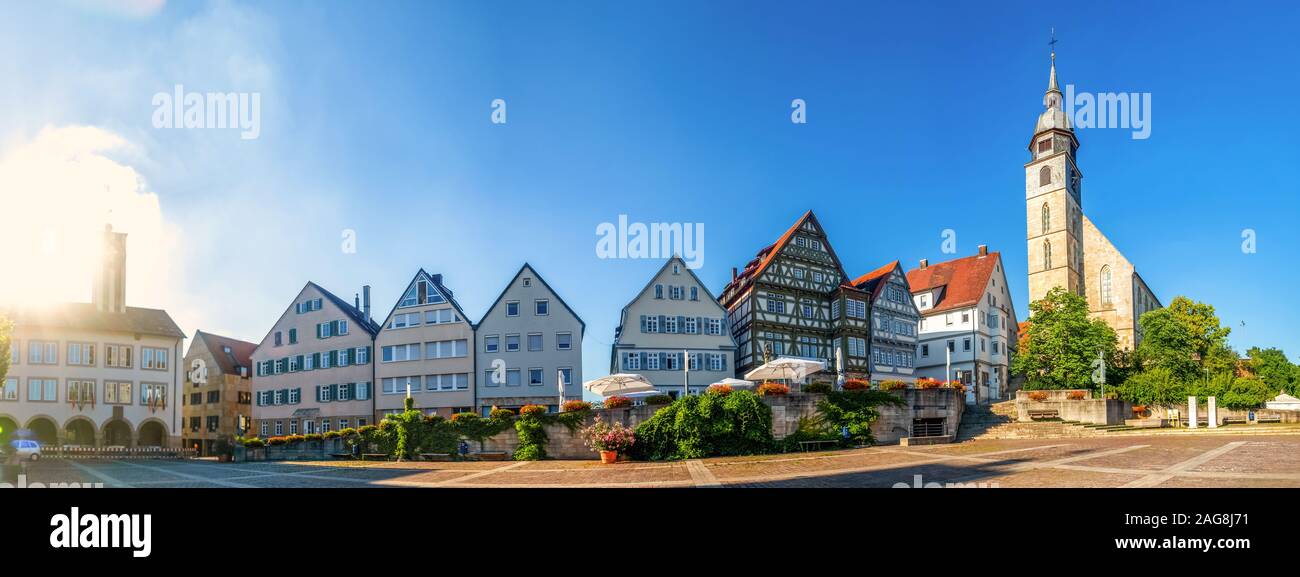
[957,401,1107,441]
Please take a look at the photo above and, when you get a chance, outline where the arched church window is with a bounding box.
[1041,203,1050,235]
[1043,240,1052,270]
[1100,265,1113,306]
[1039,166,1051,186]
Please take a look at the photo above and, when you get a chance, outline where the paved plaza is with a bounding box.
[19,433,1300,489]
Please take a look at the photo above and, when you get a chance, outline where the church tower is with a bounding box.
[1026,49,1084,307]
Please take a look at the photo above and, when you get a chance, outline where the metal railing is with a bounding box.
[37,446,197,460]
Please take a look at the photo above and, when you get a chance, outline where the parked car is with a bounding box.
[10,440,41,462]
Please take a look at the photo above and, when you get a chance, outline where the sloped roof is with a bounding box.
[479,263,585,333]
[851,260,901,300]
[5,303,184,339]
[905,252,1001,315]
[375,270,470,331]
[194,330,256,376]
[720,211,846,305]
[308,281,381,335]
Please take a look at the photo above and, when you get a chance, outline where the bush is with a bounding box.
[519,404,548,417]
[514,406,550,460]
[803,382,833,394]
[1028,391,1049,402]
[1066,391,1086,401]
[706,384,734,396]
[562,400,592,413]
[241,437,266,448]
[267,436,288,446]
[914,379,942,390]
[947,381,966,393]
[303,433,323,442]
[581,416,636,454]
[356,425,378,436]
[323,431,341,440]
[644,394,673,406]
[817,389,907,446]
[337,427,358,438]
[632,390,774,460]
[285,435,306,444]
[489,408,516,420]
[842,379,872,391]
[756,382,789,396]
[879,380,907,391]
[604,396,633,409]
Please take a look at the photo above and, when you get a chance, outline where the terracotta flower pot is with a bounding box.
[600,450,618,464]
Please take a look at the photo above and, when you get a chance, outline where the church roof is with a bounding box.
[905,252,1001,315]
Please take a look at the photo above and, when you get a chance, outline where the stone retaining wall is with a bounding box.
[1016,390,1130,425]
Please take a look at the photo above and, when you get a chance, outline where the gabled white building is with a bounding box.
[475,263,584,414]
[906,246,1019,404]
[610,257,737,398]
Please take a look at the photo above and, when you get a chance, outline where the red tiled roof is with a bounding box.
[905,252,1001,315]
[851,260,901,299]
[721,211,815,305]
[195,330,257,377]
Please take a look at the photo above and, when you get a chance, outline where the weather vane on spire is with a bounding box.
[1049,27,1057,60]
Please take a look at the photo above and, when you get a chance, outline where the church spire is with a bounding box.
[1044,28,1062,110]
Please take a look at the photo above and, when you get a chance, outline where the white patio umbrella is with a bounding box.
[711,377,756,389]
[744,357,827,383]
[583,374,658,397]
[835,348,846,390]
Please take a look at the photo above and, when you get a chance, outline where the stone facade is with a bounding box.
[1023,54,1161,350]
[1081,217,1161,351]
[181,331,255,455]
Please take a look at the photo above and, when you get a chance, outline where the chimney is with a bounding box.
[354,293,361,310]
[731,267,738,281]
[977,245,988,256]
[362,285,372,322]
[919,259,928,270]
[93,223,128,314]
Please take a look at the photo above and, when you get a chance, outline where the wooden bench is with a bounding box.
[1258,417,1282,424]
[476,451,510,461]
[1222,417,1247,425]
[797,440,839,452]
[361,453,388,461]
[1027,409,1060,420]
[419,453,452,462]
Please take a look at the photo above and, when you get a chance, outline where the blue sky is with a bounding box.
[3,0,1298,384]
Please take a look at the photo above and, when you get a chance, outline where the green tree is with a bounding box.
[1137,296,1232,382]
[1011,287,1119,390]
[1245,347,1300,396]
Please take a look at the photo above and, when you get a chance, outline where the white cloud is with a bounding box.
[0,125,183,311]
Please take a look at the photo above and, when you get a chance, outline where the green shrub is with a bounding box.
[803,382,833,394]
[816,389,906,446]
[303,433,323,442]
[241,438,265,448]
[632,390,774,460]
[644,394,673,406]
